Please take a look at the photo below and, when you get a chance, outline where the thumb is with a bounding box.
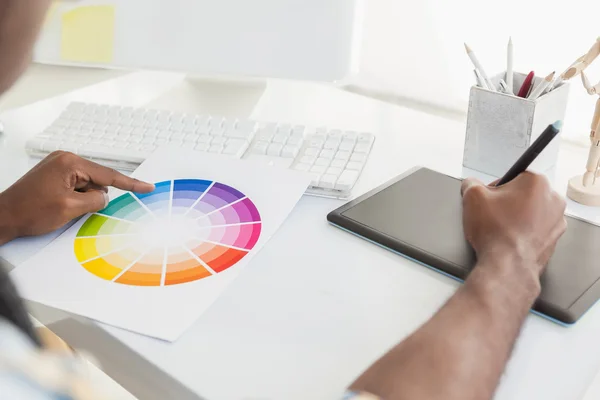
[70,190,110,215]
[461,177,485,197]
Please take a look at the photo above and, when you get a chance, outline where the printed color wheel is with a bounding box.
[73,180,262,286]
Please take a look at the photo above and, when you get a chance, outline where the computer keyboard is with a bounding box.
[26,102,375,198]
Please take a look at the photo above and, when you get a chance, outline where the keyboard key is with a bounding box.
[144,119,158,128]
[326,167,343,176]
[346,161,363,171]
[358,133,374,143]
[113,141,128,148]
[157,111,172,122]
[294,163,311,172]
[169,139,183,147]
[343,131,358,140]
[308,139,324,148]
[335,150,351,160]
[335,170,359,191]
[197,135,212,144]
[304,148,320,157]
[315,157,331,167]
[272,134,288,144]
[319,149,335,159]
[223,139,249,156]
[277,124,292,135]
[171,113,186,123]
[170,121,185,132]
[354,143,372,153]
[260,122,278,135]
[349,152,364,162]
[312,134,327,142]
[120,126,134,135]
[210,127,225,137]
[328,129,343,139]
[156,120,171,130]
[237,120,257,132]
[155,138,168,146]
[145,129,159,137]
[195,143,210,152]
[221,119,237,131]
[183,133,199,142]
[120,107,134,118]
[171,132,185,140]
[195,115,211,127]
[141,137,155,144]
[339,140,356,151]
[267,143,283,156]
[209,145,224,154]
[319,174,337,189]
[300,155,317,165]
[310,165,327,174]
[331,159,347,168]
[250,141,269,155]
[281,145,300,158]
[130,119,145,128]
[59,143,79,153]
[183,123,197,133]
[291,125,305,137]
[256,131,274,141]
[78,144,147,163]
[131,128,145,136]
[26,138,45,151]
[212,136,227,145]
[310,173,321,187]
[324,140,340,150]
[287,136,304,146]
[140,145,157,152]
[225,129,254,141]
[44,139,62,152]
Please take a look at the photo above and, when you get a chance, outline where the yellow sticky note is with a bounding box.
[61,5,115,64]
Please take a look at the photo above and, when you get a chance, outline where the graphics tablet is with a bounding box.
[327,167,600,325]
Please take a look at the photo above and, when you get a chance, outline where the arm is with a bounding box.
[0,0,53,94]
[349,173,566,400]
[0,151,154,245]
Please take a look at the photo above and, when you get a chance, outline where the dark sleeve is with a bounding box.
[0,260,40,346]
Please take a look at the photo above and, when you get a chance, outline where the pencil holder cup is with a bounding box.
[463,72,570,177]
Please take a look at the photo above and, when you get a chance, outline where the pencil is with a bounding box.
[473,69,489,89]
[528,71,555,100]
[465,43,496,92]
[507,37,514,93]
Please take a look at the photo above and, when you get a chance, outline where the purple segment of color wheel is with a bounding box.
[231,198,260,222]
[194,183,245,212]
[208,198,261,225]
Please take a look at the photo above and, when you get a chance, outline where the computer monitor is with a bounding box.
[34,0,364,82]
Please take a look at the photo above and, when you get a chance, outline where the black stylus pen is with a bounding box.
[495,120,563,187]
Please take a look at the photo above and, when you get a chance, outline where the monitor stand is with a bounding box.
[144,76,267,119]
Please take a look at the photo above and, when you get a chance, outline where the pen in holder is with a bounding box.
[463,72,570,177]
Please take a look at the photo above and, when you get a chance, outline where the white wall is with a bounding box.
[356,0,600,141]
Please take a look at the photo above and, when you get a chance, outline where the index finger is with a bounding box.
[78,158,155,193]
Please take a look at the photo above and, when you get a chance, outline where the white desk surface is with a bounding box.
[1,69,600,400]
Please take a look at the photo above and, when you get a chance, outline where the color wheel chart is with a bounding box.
[74,180,262,286]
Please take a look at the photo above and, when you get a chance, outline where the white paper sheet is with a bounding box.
[10,148,310,341]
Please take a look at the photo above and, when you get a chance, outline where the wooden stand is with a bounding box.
[568,175,600,206]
